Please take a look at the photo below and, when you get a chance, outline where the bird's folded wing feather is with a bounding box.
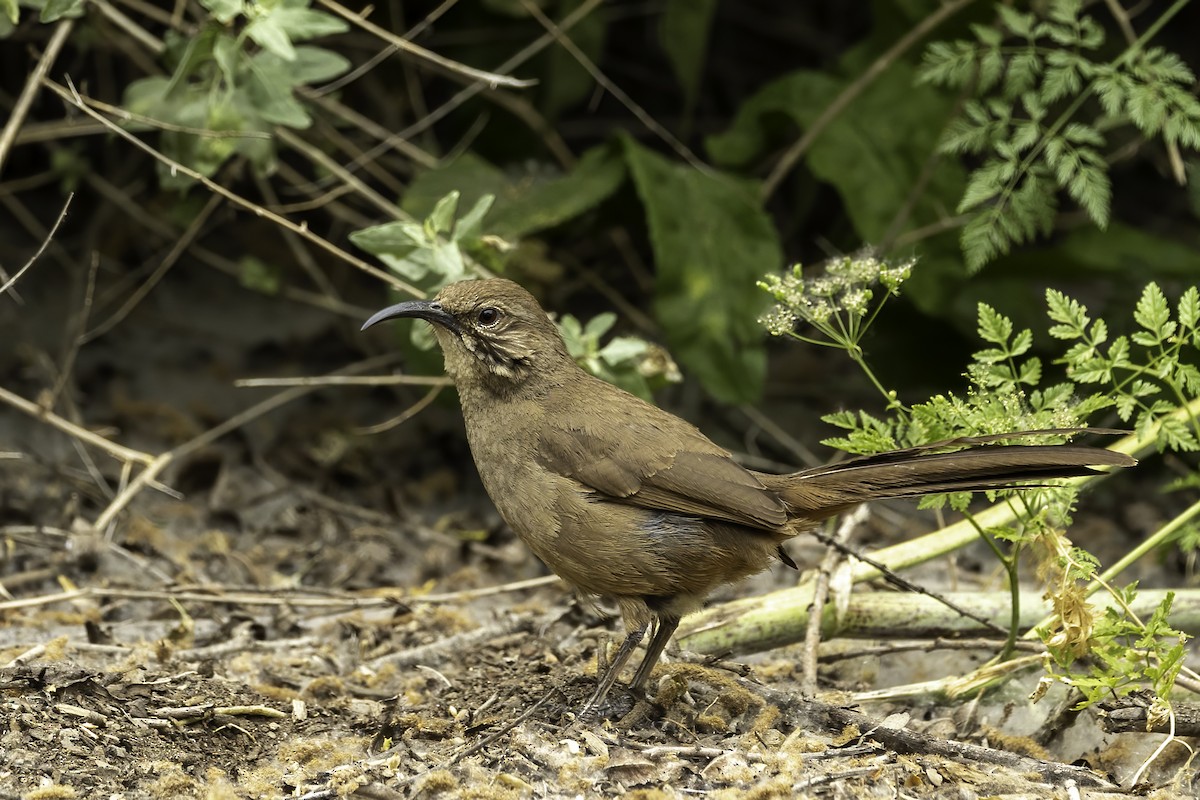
[537,421,788,530]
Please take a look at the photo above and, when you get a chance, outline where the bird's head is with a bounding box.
[362,278,573,392]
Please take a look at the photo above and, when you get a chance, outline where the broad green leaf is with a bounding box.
[454,195,496,243]
[40,0,84,22]
[244,53,310,127]
[273,7,348,40]
[488,144,626,238]
[427,192,459,237]
[660,0,717,119]
[212,34,241,86]
[401,153,511,223]
[288,46,351,83]
[201,0,243,23]
[1,0,17,25]
[350,221,425,261]
[623,136,777,402]
[708,62,963,243]
[247,16,295,61]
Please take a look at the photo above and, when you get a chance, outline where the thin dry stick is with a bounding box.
[316,0,535,89]
[91,0,168,54]
[0,384,153,467]
[520,0,706,172]
[42,78,421,298]
[300,90,438,168]
[274,127,408,222]
[83,191,222,343]
[251,171,344,300]
[760,0,977,199]
[234,375,451,388]
[46,251,99,408]
[0,574,561,613]
[332,0,603,178]
[84,172,373,320]
[0,193,73,297]
[311,0,460,97]
[355,383,445,435]
[0,18,74,175]
[799,506,867,694]
[92,352,402,533]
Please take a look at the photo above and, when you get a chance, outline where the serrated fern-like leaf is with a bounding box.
[958,157,1015,212]
[918,40,979,88]
[1063,152,1111,228]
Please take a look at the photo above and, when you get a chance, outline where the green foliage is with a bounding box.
[624,136,778,403]
[710,62,962,244]
[353,189,676,392]
[1049,283,1200,452]
[382,139,778,404]
[352,191,497,289]
[919,0,1200,270]
[558,312,681,401]
[121,0,348,186]
[1044,583,1186,716]
[762,267,1194,713]
[398,146,628,243]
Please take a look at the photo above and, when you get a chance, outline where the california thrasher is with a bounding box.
[362,278,1134,713]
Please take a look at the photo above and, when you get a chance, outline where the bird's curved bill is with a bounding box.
[361,300,461,334]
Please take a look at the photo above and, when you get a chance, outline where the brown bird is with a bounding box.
[362,278,1134,714]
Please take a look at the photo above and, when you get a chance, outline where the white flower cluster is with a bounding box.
[757,255,915,336]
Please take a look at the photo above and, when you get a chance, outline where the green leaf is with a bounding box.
[660,0,717,119]
[244,52,311,127]
[287,46,351,83]
[212,33,242,86]
[1134,283,1170,336]
[977,303,1012,345]
[350,221,425,261]
[488,144,627,238]
[623,136,778,402]
[1179,287,1200,330]
[959,157,1015,212]
[273,6,348,40]
[238,255,282,294]
[247,16,295,61]
[584,312,617,339]
[997,5,1033,38]
[1,0,18,25]
[201,0,243,23]
[453,194,495,243]
[427,191,459,237]
[708,63,962,242]
[1046,288,1088,334]
[40,0,85,22]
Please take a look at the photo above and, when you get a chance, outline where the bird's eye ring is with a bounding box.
[477,307,501,326]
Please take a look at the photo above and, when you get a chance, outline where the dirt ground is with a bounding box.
[1,273,1197,799]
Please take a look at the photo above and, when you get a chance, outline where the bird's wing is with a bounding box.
[537,417,788,530]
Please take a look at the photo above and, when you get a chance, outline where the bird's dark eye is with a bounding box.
[476,307,501,326]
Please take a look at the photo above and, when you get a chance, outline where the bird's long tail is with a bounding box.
[761,430,1136,520]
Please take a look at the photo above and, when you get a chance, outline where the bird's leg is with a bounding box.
[629,615,679,691]
[577,621,648,719]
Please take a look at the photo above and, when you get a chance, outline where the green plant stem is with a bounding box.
[967,510,1021,661]
[1026,393,1200,639]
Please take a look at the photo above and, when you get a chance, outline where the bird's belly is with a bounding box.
[504,483,780,603]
